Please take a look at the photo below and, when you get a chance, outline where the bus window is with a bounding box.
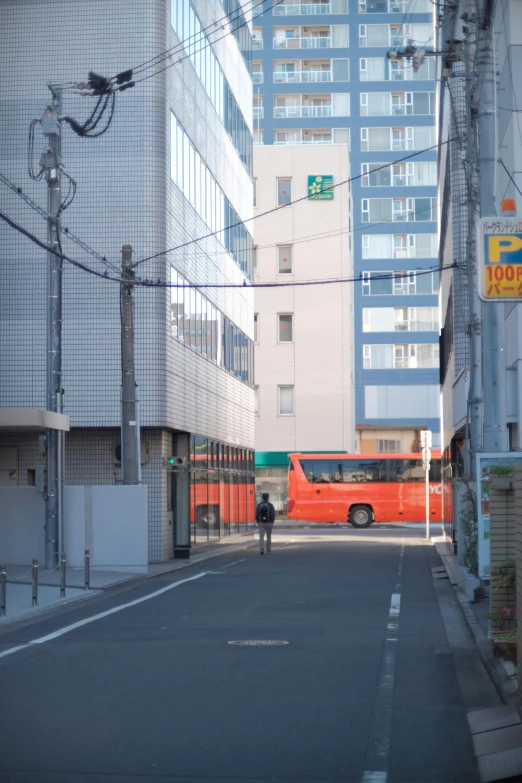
[331,461,344,483]
[388,459,405,482]
[400,459,424,482]
[312,460,331,483]
[343,459,385,482]
[429,460,441,482]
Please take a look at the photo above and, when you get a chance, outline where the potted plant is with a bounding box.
[489,607,517,661]
[490,560,516,591]
[489,465,514,491]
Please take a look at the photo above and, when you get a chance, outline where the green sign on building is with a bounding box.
[308,175,334,200]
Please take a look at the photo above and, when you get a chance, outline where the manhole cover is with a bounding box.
[227,640,289,646]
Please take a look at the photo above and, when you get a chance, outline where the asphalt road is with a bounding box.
[0,528,479,783]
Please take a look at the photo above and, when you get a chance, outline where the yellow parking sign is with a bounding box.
[477,218,522,301]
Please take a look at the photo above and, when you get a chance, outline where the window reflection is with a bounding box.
[299,457,441,483]
[170,268,253,386]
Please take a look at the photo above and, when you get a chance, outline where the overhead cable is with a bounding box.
[0,208,456,291]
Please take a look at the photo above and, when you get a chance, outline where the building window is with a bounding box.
[363,343,439,369]
[278,314,293,342]
[255,385,260,415]
[279,385,294,415]
[376,439,401,453]
[363,306,439,332]
[253,179,257,207]
[253,246,258,274]
[277,178,292,205]
[170,0,252,173]
[254,313,259,342]
[170,113,254,278]
[170,266,254,386]
[278,245,293,274]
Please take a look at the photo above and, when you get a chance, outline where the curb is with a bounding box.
[433,539,520,704]
[454,587,519,703]
[0,535,258,633]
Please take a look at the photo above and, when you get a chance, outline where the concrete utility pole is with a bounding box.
[464,3,483,476]
[477,7,509,453]
[120,245,139,484]
[41,87,63,570]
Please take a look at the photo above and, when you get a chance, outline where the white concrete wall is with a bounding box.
[0,488,45,563]
[253,145,355,454]
[64,485,148,574]
[0,485,148,573]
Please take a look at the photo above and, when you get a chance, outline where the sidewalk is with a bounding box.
[432,537,519,702]
[0,531,257,627]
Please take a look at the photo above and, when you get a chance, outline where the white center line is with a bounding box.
[221,557,250,569]
[389,593,401,617]
[0,571,208,658]
[361,541,405,783]
[362,772,387,783]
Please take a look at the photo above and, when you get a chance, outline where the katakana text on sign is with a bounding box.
[477,218,522,301]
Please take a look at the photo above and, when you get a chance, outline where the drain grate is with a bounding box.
[433,645,478,656]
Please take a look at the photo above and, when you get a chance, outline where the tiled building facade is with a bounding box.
[0,0,256,560]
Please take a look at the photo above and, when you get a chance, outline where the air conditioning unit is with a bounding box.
[114,442,149,465]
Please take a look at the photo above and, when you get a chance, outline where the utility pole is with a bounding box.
[120,245,139,484]
[41,86,63,570]
[477,9,509,453]
[464,3,482,476]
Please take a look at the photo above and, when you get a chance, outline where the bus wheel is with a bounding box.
[349,505,373,528]
[196,505,219,529]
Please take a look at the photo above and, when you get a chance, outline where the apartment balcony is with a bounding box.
[274,131,334,145]
[274,104,332,118]
[252,38,263,50]
[253,107,264,119]
[273,36,331,48]
[252,72,263,84]
[273,2,331,14]
[273,69,332,83]
[360,0,411,10]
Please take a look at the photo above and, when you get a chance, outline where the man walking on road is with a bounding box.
[255,492,276,555]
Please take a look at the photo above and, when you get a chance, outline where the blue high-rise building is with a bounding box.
[253,0,440,454]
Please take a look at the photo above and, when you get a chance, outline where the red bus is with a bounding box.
[288,452,448,527]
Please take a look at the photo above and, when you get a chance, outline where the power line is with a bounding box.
[119,0,268,81]
[0,209,115,282]
[1,165,443,279]
[0,171,121,274]
[128,1,284,86]
[135,139,449,268]
[499,0,522,152]
[0,207,454,290]
[499,159,522,201]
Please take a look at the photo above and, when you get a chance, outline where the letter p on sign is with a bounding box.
[488,235,522,262]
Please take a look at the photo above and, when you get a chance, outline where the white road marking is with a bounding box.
[389,594,401,617]
[361,541,405,783]
[221,557,249,569]
[0,571,208,658]
[0,644,29,660]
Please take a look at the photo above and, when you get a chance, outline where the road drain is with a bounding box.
[433,645,478,656]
